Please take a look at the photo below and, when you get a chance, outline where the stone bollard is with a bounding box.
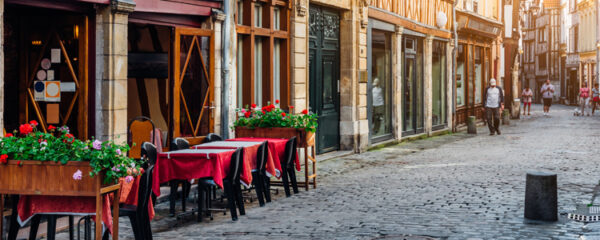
[467,116,477,134]
[502,109,510,125]
[524,171,558,221]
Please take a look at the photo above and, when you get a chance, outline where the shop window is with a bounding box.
[236,0,290,109]
[474,46,482,104]
[456,44,466,107]
[432,41,447,127]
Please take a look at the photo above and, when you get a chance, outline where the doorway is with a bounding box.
[402,36,424,136]
[3,6,89,138]
[309,6,340,154]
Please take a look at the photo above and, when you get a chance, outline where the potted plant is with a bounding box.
[0,121,143,195]
[233,100,318,147]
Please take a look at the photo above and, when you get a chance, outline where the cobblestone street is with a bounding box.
[58,104,600,239]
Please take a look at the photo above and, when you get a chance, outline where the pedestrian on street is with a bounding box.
[522,86,533,116]
[483,78,504,136]
[592,83,599,115]
[579,82,590,116]
[540,79,555,116]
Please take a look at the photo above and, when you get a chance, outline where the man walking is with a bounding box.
[483,78,504,135]
[541,79,555,115]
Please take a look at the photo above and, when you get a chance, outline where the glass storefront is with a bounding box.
[456,44,465,107]
[370,30,393,141]
[432,41,447,128]
[474,46,483,104]
[402,36,424,135]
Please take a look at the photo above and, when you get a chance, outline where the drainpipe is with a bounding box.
[452,0,458,132]
[221,0,231,139]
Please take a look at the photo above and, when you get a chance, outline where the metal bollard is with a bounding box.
[467,116,477,134]
[524,171,558,221]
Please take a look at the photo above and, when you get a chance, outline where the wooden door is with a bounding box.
[309,6,340,154]
[20,15,88,138]
[172,27,214,138]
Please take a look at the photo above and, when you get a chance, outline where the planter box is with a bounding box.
[0,160,121,240]
[234,127,314,148]
[0,160,107,196]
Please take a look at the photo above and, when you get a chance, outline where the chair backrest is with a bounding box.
[170,137,190,151]
[284,137,297,167]
[256,141,269,173]
[137,165,154,217]
[205,133,223,143]
[227,148,244,184]
[182,136,206,146]
[128,116,156,159]
[141,142,158,166]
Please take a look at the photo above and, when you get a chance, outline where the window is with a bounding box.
[456,44,465,107]
[539,28,545,42]
[539,53,547,69]
[432,41,446,127]
[236,0,290,108]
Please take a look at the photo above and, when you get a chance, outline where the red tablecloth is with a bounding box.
[227,138,300,172]
[17,176,150,235]
[193,141,279,177]
[152,149,252,196]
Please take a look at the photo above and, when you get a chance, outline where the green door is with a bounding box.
[309,6,340,154]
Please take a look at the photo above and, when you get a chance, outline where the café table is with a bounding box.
[227,138,300,172]
[152,149,252,197]
[16,175,152,236]
[193,141,278,177]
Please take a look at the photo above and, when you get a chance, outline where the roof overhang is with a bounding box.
[456,9,503,39]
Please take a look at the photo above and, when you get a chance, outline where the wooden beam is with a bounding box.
[368,8,452,39]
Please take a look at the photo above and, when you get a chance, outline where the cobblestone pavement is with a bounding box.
[56,104,600,239]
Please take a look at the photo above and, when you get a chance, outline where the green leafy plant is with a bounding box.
[233,101,318,132]
[0,121,142,184]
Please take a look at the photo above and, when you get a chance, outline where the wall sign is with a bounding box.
[45,81,61,102]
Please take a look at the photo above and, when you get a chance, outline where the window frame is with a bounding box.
[235,0,291,109]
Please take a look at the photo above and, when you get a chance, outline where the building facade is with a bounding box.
[0,0,514,154]
[366,0,454,142]
[454,0,503,125]
[577,0,597,90]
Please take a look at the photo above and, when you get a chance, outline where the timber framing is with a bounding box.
[368,7,452,39]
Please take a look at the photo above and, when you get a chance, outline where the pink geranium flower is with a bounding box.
[73,169,82,180]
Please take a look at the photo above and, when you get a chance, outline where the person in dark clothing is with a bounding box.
[482,78,504,135]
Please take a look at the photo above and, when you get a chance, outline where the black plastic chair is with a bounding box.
[281,137,299,197]
[204,133,223,143]
[198,148,245,221]
[251,141,271,206]
[168,138,192,216]
[102,165,154,240]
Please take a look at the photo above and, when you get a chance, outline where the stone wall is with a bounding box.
[95,0,135,143]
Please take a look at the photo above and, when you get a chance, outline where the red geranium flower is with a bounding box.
[244,111,251,118]
[63,134,75,143]
[275,99,280,104]
[0,154,8,164]
[262,110,266,114]
[19,124,33,135]
[281,112,286,117]
[29,120,38,126]
[289,106,294,109]
[301,109,309,115]
[4,133,13,138]
[48,125,56,131]
[251,103,257,108]
[16,160,22,166]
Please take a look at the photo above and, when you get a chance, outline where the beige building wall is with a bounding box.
[290,0,367,152]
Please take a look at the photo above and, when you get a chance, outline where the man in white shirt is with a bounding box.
[482,79,504,135]
[372,78,385,134]
[540,79,555,115]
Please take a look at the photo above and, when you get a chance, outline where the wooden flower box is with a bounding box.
[234,126,317,191]
[0,160,121,240]
[234,127,315,148]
